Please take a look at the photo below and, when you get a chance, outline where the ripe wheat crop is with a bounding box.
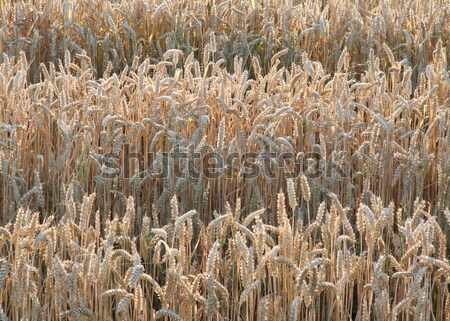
[0,0,449,320]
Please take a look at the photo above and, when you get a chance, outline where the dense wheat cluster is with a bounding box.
[0,0,450,320]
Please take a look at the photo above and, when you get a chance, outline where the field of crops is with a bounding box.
[0,0,449,320]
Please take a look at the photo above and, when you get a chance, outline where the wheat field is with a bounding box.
[0,0,450,320]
